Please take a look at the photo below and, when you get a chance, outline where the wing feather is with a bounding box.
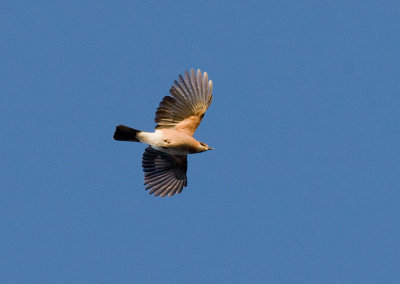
[142,147,187,197]
[154,69,213,136]
[158,179,177,197]
[159,179,179,197]
[168,180,183,196]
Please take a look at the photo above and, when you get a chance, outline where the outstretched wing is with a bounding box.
[154,69,213,136]
[142,147,187,197]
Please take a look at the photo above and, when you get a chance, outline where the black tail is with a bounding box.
[113,125,141,142]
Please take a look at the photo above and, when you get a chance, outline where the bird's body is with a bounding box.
[137,129,205,155]
[114,69,213,197]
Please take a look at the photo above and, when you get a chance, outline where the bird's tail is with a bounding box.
[113,125,141,142]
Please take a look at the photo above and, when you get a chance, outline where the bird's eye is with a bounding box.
[200,142,206,146]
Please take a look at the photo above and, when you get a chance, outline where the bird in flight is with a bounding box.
[114,69,214,197]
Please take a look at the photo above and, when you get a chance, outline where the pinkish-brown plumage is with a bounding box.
[114,69,214,197]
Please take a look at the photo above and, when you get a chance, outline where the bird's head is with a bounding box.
[199,141,214,152]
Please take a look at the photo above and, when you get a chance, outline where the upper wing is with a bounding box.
[142,146,187,197]
[154,69,213,136]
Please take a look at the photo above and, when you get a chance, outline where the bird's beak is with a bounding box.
[208,146,214,150]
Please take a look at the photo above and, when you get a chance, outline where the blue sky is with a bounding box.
[1,1,399,283]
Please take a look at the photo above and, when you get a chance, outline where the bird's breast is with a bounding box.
[150,129,201,155]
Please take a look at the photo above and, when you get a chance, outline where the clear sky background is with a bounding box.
[1,1,399,283]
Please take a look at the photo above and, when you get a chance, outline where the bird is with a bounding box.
[113,68,214,197]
